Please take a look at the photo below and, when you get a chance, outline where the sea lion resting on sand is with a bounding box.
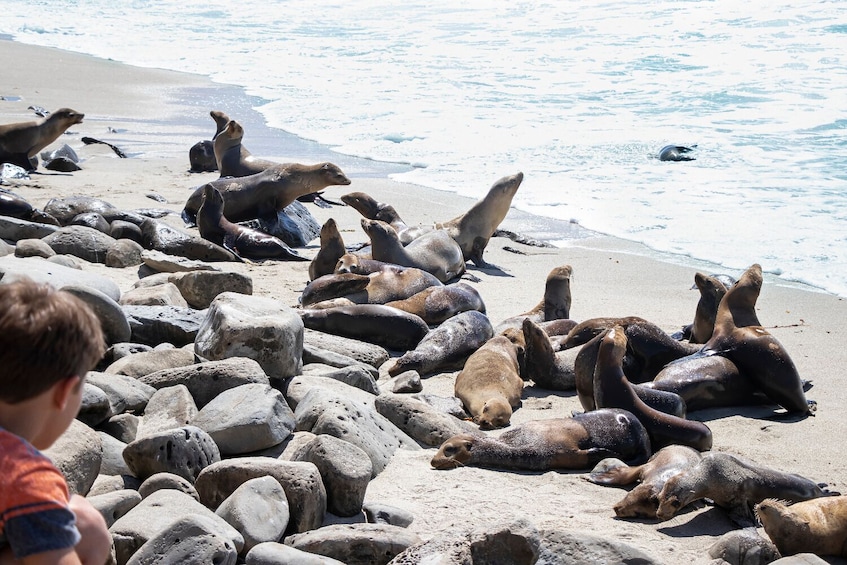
[299,303,429,351]
[495,265,573,334]
[309,218,346,280]
[454,335,523,429]
[300,267,441,308]
[756,496,847,558]
[0,108,84,170]
[431,408,651,471]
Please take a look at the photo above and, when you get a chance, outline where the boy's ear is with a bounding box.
[52,375,81,410]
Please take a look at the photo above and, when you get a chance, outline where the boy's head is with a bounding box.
[0,279,105,404]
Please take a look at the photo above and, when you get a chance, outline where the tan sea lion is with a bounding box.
[299,304,429,351]
[587,444,702,519]
[0,108,84,170]
[182,162,351,224]
[656,451,832,525]
[361,218,465,283]
[341,191,433,244]
[494,264,573,333]
[214,119,281,177]
[196,184,307,261]
[756,496,847,558]
[384,282,485,326]
[309,218,346,280]
[678,272,728,343]
[454,335,524,429]
[188,110,231,172]
[334,254,391,275]
[301,266,442,307]
[436,172,524,267]
[431,408,651,471]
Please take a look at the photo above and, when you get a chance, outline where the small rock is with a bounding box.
[125,514,239,565]
[122,425,220,482]
[120,282,189,307]
[215,476,290,554]
[137,472,200,501]
[104,348,197,379]
[284,523,421,565]
[246,542,346,565]
[86,371,157,414]
[123,304,207,347]
[136,385,198,439]
[87,489,142,528]
[97,432,133,476]
[43,419,102,496]
[105,239,145,268]
[14,238,55,258]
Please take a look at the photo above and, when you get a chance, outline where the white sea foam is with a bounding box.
[3,0,846,294]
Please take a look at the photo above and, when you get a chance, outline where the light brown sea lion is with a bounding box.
[700,263,813,414]
[0,108,84,170]
[361,218,465,283]
[756,496,847,558]
[384,282,485,326]
[196,184,307,261]
[587,444,702,519]
[302,266,442,308]
[656,451,832,525]
[454,335,523,429]
[494,265,573,333]
[309,218,346,280]
[521,318,577,391]
[182,162,351,225]
[341,191,432,244]
[299,304,429,351]
[436,172,524,267]
[677,272,729,343]
[431,408,651,471]
[334,254,390,275]
[594,326,712,451]
[214,119,281,177]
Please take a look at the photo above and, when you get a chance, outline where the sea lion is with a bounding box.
[756,496,847,558]
[587,445,702,519]
[341,191,432,244]
[214,119,281,177]
[656,451,832,525]
[494,265,573,333]
[384,281,485,326]
[436,172,524,267]
[361,218,465,283]
[300,272,372,306]
[431,408,652,471]
[454,335,524,429]
[700,263,813,414]
[334,254,392,275]
[659,144,696,161]
[521,318,577,391]
[674,272,729,343]
[182,162,351,225]
[0,108,84,170]
[309,218,346,280]
[299,304,429,351]
[594,326,712,451]
[301,266,442,307]
[387,310,494,377]
[195,184,307,261]
[189,110,231,172]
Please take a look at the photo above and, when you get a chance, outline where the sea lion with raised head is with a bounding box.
[214,119,281,177]
[431,408,651,471]
[494,265,573,333]
[309,218,346,280]
[385,281,485,326]
[298,303,429,351]
[521,318,577,391]
[0,108,84,170]
[675,272,728,343]
[341,191,433,244]
[454,335,524,430]
[756,496,847,558]
[188,110,231,172]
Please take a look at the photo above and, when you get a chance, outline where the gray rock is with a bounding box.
[106,342,154,363]
[123,304,207,347]
[769,556,829,565]
[137,472,199,501]
[0,215,58,241]
[304,329,390,369]
[87,489,142,528]
[99,413,140,444]
[63,284,132,345]
[275,431,318,461]
[536,527,662,564]
[109,489,243,565]
[42,225,117,263]
[192,384,295,455]
[70,212,111,234]
[46,254,84,269]
[88,474,142,497]
[0,238,13,256]
[247,200,320,247]
[294,388,419,477]
[374,394,478,447]
[122,425,220,482]
[302,343,379,379]
[304,364,380,395]
[246,542,346,565]
[43,195,119,224]
[195,293,303,383]
[283,375,377,412]
[167,270,253,309]
[411,393,469,419]
[137,357,270,408]
[195,458,326,534]
[98,432,133,476]
[285,523,421,565]
[14,237,55,258]
[125,514,239,565]
[290,435,372,517]
[86,371,157,414]
[140,249,222,274]
[43,419,102,496]
[383,370,423,394]
[215,476,290,554]
[140,218,236,262]
[363,503,414,528]
[104,348,197,378]
[136,385,198,439]
[78,383,113,427]
[106,238,145,268]
[0,255,120,300]
[708,528,781,565]
[120,282,189,307]
[110,220,144,244]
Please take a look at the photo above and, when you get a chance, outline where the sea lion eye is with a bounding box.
[443,446,456,456]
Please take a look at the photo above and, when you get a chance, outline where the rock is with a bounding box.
[137,472,199,501]
[137,357,270,408]
[194,293,303,384]
[123,304,207,347]
[78,383,113,427]
[110,220,144,244]
[215,476,290,554]
[140,249,222,274]
[136,385,198,439]
[708,528,781,565]
[411,393,469,419]
[290,434,372,517]
[43,419,102,496]
[192,383,295,455]
[249,200,321,248]
[246,542,346,565]
[302,343,379,379]
[363,503,414,528]
[304,329,390,369]
[120,282,187,308]
[14,237,55,258]
[125,514,239,565]
[70,212,111,234]
[283,375,377,412]
[140,218,236,262]
[98,432,133,476]
[285,523,421,565]
[195,458,326,534]
[106,238,145,268]
[374,394,478,447]
[536,527,662,564]
[86,371,157,414]
[0,256,120,300]
[275,431,318,461]
[63,284,132,345]
[0,239,13,256]
[382,370,423,394]
[304,364,380,395]
[0,215,58,241]
[88,474,142,497]
[168,270,252,309]
[42,225,117,263]
[87,489,142,528]
[46,254,84,269]
[43,195,119,224]
[103,348,197,378]
[122,425,220,482]
[100,413,140,444]
[769,556,830,565]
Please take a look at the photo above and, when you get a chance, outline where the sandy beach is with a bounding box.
[3,38,847,564]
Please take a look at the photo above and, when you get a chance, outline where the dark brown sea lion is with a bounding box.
[299,304,429,351]
[196,184,307,261]
[309,218,346,280]
[676,272,728,343]
[300,272,372,306]
[431,408,651,471]
[214,119,280,177]
[454,335,523,429]
[594,326,712,451]
[494,265,573,333]
[189,110,231,172]
[302,266,442,307]
[756,496,847,558]
[384,281,485,326]
[659,144,696,162]
[587,444,702,519]
[700,263,813,414]
[521,318,576,391]
[0,108,84,170]
[436,172,524,267]
[341,191,432,244]
[182,162,351,225]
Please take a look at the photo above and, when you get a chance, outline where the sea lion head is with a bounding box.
[201,184,225,214]
[614,488,661,519]
[361,218,396,242]
[223,120,244,142]
[335,252,362,274]
[655,475,694,521]
[431,434,476,470]
[52,108,84,125]
[316,162,352,186]
[476,397,512,430]
[341,191,378,216]
[490,171,524,199]
[189,140,217,172]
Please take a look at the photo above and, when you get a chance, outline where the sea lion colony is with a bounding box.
[0,106,843,562]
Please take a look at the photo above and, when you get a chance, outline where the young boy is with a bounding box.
[0,279,111,565]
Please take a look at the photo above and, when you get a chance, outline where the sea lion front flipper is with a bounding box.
[221,235,247,263]
[586,458,641,486]
[180,208,197,227]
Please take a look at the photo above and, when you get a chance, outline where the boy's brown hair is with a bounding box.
[0,279,105,404]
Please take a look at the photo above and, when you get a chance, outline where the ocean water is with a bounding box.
[2,1,846,295]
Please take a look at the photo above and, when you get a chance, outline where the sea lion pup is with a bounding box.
[494,265,573,333]
[387,310,494,377]
[521,318,577,391]
[384,282,485,326]
[309,218,346,280]
[756,496,847,558]
[655,451,832,526]
[182,162,351,225]
[299,304,429,351]
[301,267,442,307]
[361,218,465,283]
[594,326,712,451]
[214,119,281,177]
[431,408,652,471]
[700,263,813,415]
[586,445,702,519]
[196,184,307,261]
[341,191,433,244]
[675,272,728,343]
[436,171,524,267]
[454,335,524,430]
[0,108,84,170]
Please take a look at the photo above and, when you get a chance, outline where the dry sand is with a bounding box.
[3,39,847,564]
